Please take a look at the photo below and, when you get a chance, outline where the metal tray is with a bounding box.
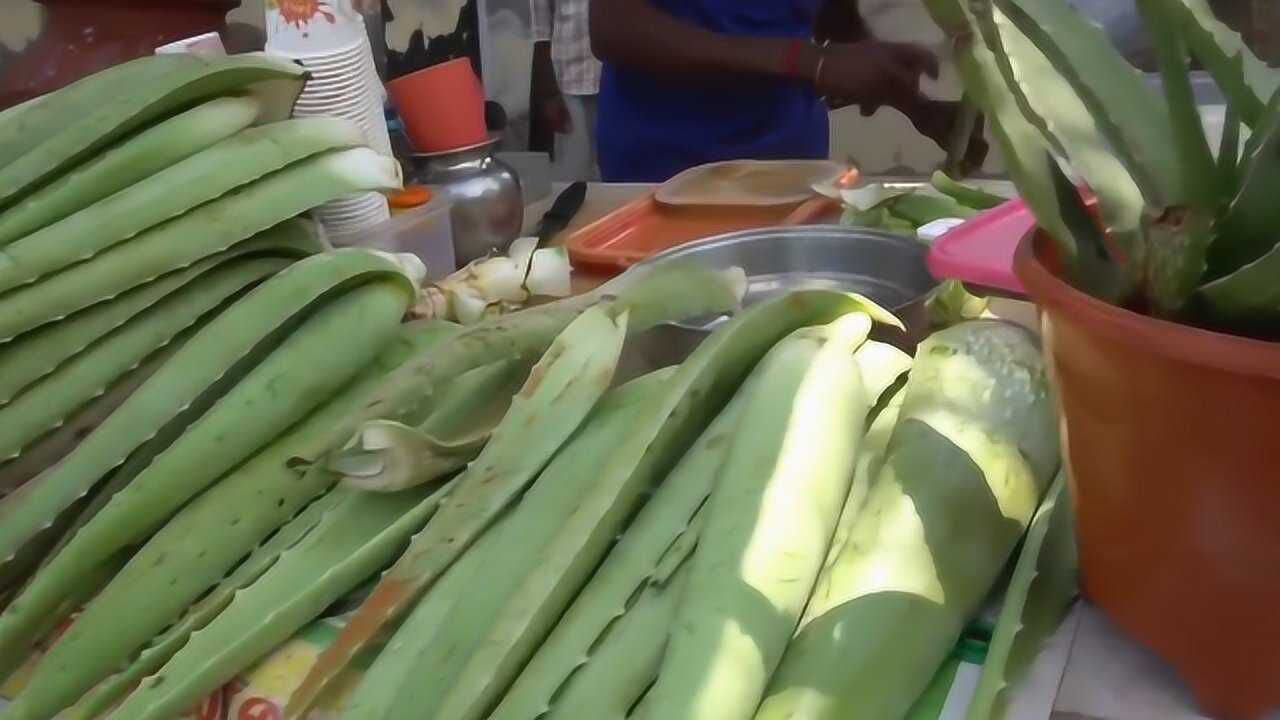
[621,225,938,375]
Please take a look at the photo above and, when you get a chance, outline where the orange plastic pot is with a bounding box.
[387,58,488,154]
[1016,230,1280,720]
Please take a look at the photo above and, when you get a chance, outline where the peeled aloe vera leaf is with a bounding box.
[0,95,262,247]
[337,357,532,492]
[285,305,630,717]
[971,0,1147,247]
[360,370,673,720]
[0,147,402,341]
[66,322,460,720]
[966,472,1078,720]
[112,481,452,720]
[0,256,288,465]
[989,0,1183,208]
[0,280,415,718]
[644,316,874,720]
[0,53,305,210]
[1212,90,1280,277]
[0,220,320,405]
[1165,0,1279,129]
[0,250,416,576]
[0,117,364,293]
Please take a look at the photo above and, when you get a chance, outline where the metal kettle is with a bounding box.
[409,142,524,265]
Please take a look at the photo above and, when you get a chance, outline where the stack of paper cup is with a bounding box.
[266,1,392,235]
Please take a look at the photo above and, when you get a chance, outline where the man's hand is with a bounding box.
[532,40,573,134]
[814,40,939,115]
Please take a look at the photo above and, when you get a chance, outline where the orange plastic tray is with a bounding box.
[565,192,840,274]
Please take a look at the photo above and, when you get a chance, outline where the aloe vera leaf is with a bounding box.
[0,147,402,341]
[0,339,178,498]
[0,95,262,247]
[546,561,694,720]
[303,267,743,713]
[0,257,288,466]
[930,171,1007,211]
[0,118,363,293]
[23,319,460,702]
[359,370,673,720]
[1219,89,1243,189]
[66,322,459,720]
[0,545,134,680]
[344,507,518,720]
[1243,88,1279,161]
[806,388,906,628]
[336,357,532,492]
[1198,241,1280,325]
[966,472,1079,720]
[940,4,1080,266]
[972,0,1147,257]
[0,220,320,405]
[0,249,416,572]
[490,294,896,720]
[1212,90,1280,276]
[1165,0,1279,129]
[64,491,341,720]
[756,322,1058,720]
[960,28,1128,302]
[1139,0,1219,212]
[111,480,453,720]
[830,341,913,520]
[446,309,899,720]
[350,263,747,438]
[989,0,1183,208]
[0,281,415,719]
[888,193,978,225]
[0,53,305,210]
[489,384,747,720]
[285,304,630,717]
[644,315,873,720]
[942,95,983,179]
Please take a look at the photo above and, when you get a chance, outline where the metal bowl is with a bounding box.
[620,225,938,375]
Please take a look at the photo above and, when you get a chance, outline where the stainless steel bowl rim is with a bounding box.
[632,224,937,331]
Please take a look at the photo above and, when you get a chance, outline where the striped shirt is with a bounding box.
[531,0,602,96]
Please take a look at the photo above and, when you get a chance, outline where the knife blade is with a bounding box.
[536,181,588,247]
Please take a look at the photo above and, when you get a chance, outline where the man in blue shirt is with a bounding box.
[589,0,946,182]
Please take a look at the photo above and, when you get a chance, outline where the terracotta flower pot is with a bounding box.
[1015,230,1280,720]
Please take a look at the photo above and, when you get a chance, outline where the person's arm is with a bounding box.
[589,0,937,112]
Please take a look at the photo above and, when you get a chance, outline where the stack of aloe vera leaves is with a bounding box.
[2,271,1074,720]
[0,53,1080,720]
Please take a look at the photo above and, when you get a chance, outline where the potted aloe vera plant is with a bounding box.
[923,0,1280,717]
